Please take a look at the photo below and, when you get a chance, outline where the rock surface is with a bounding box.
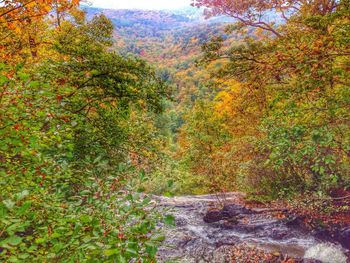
[340,227,350,250]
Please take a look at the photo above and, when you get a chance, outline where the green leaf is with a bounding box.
[82,236,92,243]
[118,255,127,263]
[167,180,174,188]
[139,169,146,181]
[8,256,19,263]
[103,248,120,256]
[3,199,15,210]
[0,75,8,85]
[5,236,22,246]
[17,72,30,81]
[163,192,174,198]
[151,235,165,242]
[0,203,8,218]
[145,243,158,258]
[16,190,29,201]
[35,238,46,244]
[18,253,30,259]
[51,232,62,239]
[29,81,40,88]
[6,222,26,234]
[126,248,138,256]
[80,215,92,224]
[17,201,32,215]
[163,215,175,226]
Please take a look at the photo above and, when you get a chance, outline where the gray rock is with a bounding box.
[204,210,223,223]
[340,227,350,250]
[222,204,252,217]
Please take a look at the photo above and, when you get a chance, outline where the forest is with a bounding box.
[0,0,349,262]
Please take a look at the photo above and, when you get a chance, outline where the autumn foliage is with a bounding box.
[179,0,350,197]
[1,0,350,260]
[0,1,170,261]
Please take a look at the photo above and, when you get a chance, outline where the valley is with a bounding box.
[1,1,349,262]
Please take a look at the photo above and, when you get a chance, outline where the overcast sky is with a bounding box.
[89,0,192,10]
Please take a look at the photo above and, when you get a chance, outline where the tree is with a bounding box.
[0,5,170,262]
[0,0,80,23]
[0,0,81,62]
[189,0,350,196]
[192,0,340,37]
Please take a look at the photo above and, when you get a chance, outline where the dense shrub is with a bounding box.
[0,11,171,262]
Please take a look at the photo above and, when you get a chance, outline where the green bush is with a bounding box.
[0,13,170,261]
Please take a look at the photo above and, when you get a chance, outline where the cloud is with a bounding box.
[88,0,191,10]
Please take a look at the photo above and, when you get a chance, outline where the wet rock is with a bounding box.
[233,224,264,233]
[285,216,306,228]
[175,217,188,227]
[214,235,240,248]
[339,227,350,250]
[204,204,252,224]
[222,204,252,217]
[221,218,239,230]
[178,235,194,248]
[302,259,322,263]
[313,228,332,241]
[204,210,223,223]
[270,229,288,240]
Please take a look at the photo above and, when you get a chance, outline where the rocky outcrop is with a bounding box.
[203,210,224,223]
[203,204,253,223]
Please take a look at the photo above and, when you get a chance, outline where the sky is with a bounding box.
[89,0,192,10]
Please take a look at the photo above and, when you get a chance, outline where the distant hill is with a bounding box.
[82,6,231,28]
[82,6,235,108]
[84,7,194,37]
[80,6,281,112]
[82,6,277,62]
[82,6,230,59]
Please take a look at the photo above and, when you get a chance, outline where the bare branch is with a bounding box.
[0,0,36,19]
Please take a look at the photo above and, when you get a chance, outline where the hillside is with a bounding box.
[83,6,230,61]
[83,6,231,109]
